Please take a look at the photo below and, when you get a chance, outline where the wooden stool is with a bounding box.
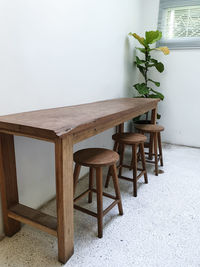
[105,133,148,197]
[135,124,164,176]
[73,148,123,238]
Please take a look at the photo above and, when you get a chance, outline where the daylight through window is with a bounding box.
[157,0,200,49]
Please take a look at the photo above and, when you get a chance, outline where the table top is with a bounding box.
[0,98,159,141]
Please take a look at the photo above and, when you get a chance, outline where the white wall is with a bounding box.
[140,0,200,148]
[0,0,142,237]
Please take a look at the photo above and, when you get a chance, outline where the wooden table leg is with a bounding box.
[149,107,157,159]
[0,133,21,236]
[118,123,124,156]
[151,107,157,124]
[55,135,74,264]
[119,123,124,133]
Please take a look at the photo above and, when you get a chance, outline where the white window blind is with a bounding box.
[157,0,200,49]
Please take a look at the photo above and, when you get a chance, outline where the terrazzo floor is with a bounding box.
[0,144,200,267]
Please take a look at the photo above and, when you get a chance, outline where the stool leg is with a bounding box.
[118,144,125,177]
[105,141,119,188]
[73,163,81,196]
[114,141,119,153]
[136,130,142,164]
[96,167,103,238]
[132,144,138,197]
[137,145,141,163]
[154,133,158,176]
[149,133,153,160]
[105,166,111,188]
[158,132,164,167]
[88,167,94,203]
[140,143,148,184]
[111,165,123,215]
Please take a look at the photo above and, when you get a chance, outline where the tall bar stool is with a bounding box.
[73,148,123,238]
[135,124,164,176]
[105,133,148,197]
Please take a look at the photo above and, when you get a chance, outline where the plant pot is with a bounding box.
[131,119,151,135]
[134,119,151,125]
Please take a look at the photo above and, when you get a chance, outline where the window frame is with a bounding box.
[157,0,200,50]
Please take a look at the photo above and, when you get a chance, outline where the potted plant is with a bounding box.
[129,30,170,123]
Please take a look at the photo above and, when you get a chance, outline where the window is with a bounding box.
[157,0,200,49]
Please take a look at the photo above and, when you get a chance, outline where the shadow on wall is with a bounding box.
[123,36,138,98]
[123,36,139,132]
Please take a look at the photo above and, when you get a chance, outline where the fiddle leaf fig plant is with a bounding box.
[129,30,170,119]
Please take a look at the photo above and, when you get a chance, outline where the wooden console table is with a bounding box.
[0,98,158,263]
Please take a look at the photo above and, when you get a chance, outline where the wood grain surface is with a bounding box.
[0,98,159,141]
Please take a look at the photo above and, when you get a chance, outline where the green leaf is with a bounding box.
[135,56,145,65]
[147,55,151,61]
[137,65,145,77]
[147,64,156,68]
[145,31,162,44]
[157,113,161,120]
[134,83,150,96]
[155,62,164,73]
[147,59,164,72]
[149,94,161,99]
[136,47,147,54]
[150,58,158,64]
[147,58,159,68]
[148,79,160,87]
[150,88,164,100]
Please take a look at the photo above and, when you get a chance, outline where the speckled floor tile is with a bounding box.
[0,144,200,267]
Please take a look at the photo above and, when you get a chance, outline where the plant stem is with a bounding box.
[144,48,149,97]
[145,48,149,120]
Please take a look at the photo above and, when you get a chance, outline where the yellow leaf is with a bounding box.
[156,46,170,55]
[130,32,146,46]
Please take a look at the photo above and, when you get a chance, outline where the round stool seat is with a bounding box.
[135,124,164,133]
[112,133,147,145]
[74,148,119,167]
